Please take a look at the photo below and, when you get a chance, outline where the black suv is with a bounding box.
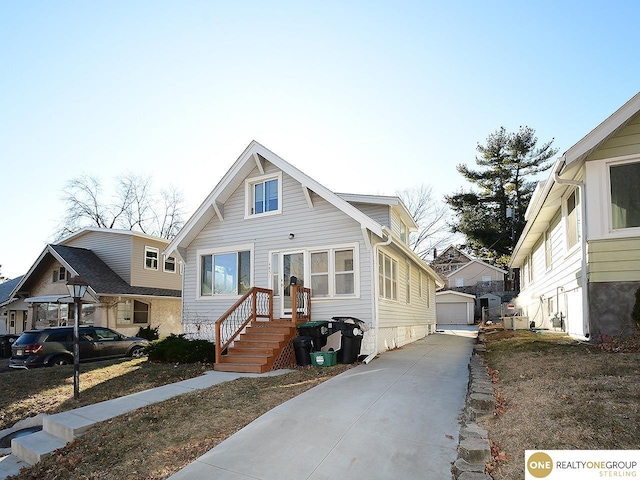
[10,326,149,369]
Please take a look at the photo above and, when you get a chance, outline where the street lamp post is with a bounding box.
[66,275,88,400]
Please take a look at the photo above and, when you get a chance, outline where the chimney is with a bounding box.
[433,248,437,259]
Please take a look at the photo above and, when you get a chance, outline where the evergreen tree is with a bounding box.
[446,126,557,267]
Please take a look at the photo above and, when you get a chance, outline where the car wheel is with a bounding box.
[129,346,145,358]
[50,356,71,367]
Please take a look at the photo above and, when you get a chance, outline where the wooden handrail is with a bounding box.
[291,285,312,324]
[214,287,273,364]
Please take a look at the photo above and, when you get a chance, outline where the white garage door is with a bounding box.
[437,302,469,325]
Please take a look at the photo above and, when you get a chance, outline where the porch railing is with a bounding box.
[291,285,311,324]
[214,287,273,364]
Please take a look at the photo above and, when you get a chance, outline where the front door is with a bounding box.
[281,252,304,318]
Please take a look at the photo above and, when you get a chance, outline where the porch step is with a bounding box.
[214,321,297,373]
[213,363,270,374]
[240,332,288,342]
[218,354,269,365]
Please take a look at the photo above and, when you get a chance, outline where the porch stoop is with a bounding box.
[213,321,297,374]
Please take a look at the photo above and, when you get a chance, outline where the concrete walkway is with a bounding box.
[169,327,477,480]
[1,327,477,480]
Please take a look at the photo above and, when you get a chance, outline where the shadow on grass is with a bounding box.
[0,358,209,431]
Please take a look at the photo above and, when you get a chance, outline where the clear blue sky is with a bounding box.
[1,0,638,279]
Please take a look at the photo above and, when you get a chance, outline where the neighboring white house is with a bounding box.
[510,92,640,340]
[435,290,475,325]
[165,140,444,365]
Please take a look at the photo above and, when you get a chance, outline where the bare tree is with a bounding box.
[55,173,186,241]
[397,185,455,261]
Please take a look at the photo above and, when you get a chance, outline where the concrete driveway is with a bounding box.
[169,327,477,480]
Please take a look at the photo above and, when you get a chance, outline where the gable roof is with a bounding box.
[431,245,473,265]
[10,245,180,301]
[166,141,386,256]
[445,259,507,278]
[511,92,640,267]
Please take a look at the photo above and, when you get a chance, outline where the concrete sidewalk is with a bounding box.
[0,369,290,479]
[1,327,476,480]
[168,327,477,480]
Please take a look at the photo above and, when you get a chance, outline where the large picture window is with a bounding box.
[378,251,398,300]
[610,162,640,230]
[246,173,282,217]
[200,250,251,296]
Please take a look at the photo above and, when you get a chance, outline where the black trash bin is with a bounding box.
[296,321,329,351]
[0,335,18,359]
[292,336,313,366]
[328,317,365,364]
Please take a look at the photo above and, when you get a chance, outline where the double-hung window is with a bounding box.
[566,189,581,250]
[164,256,176,273]
[199,247,252,296]
[310,247,356,298]
[145,246,159,270]
[246,172,282,217]
[378,251,398,300]
[610,161,640,230]
[117,300,149,325]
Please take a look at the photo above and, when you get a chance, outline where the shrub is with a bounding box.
[633,287,640,329]
[137,325,160,341]
[146,334,216,363]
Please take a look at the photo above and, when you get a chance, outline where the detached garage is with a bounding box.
[436,291,475,325]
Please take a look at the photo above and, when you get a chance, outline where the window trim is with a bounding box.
[163,255,177,274]
[269,243,360,300]
[244,172,283,219]
[405,260,411,304]
[378,250,399,301]
[607,157,640,235]
[116,299,150,326]
[196,244,254,299]
[563,188,581,254]
[145,246,160,271]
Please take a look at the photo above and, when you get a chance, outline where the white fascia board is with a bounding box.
[251,142,385,238]
[563,91,640,166]
[59,227,170,246]
[165,141,386,258]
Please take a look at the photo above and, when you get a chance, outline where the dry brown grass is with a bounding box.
[1,358,212,432]
[5,361,352,480]
[479,331,640,480]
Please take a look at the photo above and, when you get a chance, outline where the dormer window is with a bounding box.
[245,172,282,218]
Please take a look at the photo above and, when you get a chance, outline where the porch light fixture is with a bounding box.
[289,233,295,239]
[66,275,88,400]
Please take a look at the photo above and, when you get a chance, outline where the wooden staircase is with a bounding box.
[214,321,297,373]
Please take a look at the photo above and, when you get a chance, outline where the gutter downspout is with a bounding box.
[364,226,393,364]
[553,160,590,340]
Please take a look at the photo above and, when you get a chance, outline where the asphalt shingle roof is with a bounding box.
[50,245,181,298]
[0,276,23,304]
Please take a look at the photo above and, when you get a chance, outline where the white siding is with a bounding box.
[348,202,390,227]
[182,163,373,337]
[514,205,583,335]
[375,245,435,350]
